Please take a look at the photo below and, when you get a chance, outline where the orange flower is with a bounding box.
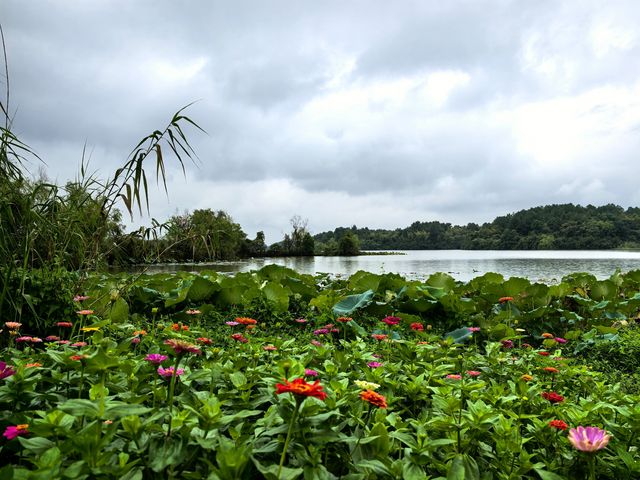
[171,323,189,331]
[133,330,147,336]
[76,310,94,315]
[498,297,513,303]
[275,378,327,401]
[521,374,533,382]
[372,334,388,341]
[360,389,388,409]
[236,317,257,325]
[542,333,554,339]
[543,367,559,374]
[336,317,353,323]
[25,362,42,368]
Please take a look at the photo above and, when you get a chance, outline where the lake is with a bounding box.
[123,250,640,282]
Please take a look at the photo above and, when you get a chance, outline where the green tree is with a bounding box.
[338,232,360,255]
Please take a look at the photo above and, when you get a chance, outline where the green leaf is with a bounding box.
[444,327,473,344]
[534,469,567,480]
[17,436,55,455]
[187,276,218,302]
[333,290,374,316]
[110,297,129,323]
[447,455,479,480]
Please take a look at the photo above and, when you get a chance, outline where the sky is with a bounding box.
[4,1,640,243]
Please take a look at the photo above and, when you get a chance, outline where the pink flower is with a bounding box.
[367,361,383,368]
[295,318,308,324]
[410,322,424,331]
[263,345,277,351]
[0,362,16,380]
[225,321,239,326]
[30,337,42,343]
[71,342,87,347]
[467,327,481,333]
[158,366,185,378]
[305,369,319,377]
[446,374,462,380]
[57,340,71,345]
[554,337,567,344]
[3,424,28,440]
[381,316,401,326]
[568,426,611,452]
[73,295,89,302]
[76,310,94,316]
[230,333,248,343]
[466,370,481,377]
[314,328,329,335]
[164,339,202,355]
[131,337,141,345]
[45,335,60,342]
[56,322,73,328]
[145,354,168,364]
[16,336,32,343]
[311,340,323,347]
[501,340,514,349]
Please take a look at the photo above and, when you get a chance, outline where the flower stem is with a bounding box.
[278,399,301,479]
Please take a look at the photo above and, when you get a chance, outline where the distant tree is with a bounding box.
[338,232,360,255]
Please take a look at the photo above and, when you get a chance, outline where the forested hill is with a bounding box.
[314,204,640,250]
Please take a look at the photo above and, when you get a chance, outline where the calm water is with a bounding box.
[124,250,640,282]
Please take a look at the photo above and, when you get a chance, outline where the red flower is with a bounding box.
[196,337,213,345]
[538,351,550,357]
[231,333,248,343]
[164,339,201,355]
[235,317,257,325]
[275,378,327,400]
[360,389,387,409]
[549,420,568,431]
[56,322,73,328]
[381,316,400,326]
[372,334,388,341]
[543,367,559,374]
[410,322,424,331]
[498,297,513,303]
[542,391,564,404]
[3,424,28,440]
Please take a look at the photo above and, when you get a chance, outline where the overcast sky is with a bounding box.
[4,1,640,243]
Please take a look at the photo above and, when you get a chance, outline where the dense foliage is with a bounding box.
[1,265,640,478]
[315,204,640,250]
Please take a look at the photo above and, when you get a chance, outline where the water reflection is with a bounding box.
[115,250,640,282]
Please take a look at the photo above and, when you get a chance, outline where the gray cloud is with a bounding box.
[4,0,640,243]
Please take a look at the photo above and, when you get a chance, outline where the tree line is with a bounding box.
[314,204,640,251]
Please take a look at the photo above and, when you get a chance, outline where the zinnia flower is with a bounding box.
[4,322,21,330]
[0,362,16,380]
[543,367,560,374]
[131,337,141,345]
[30,337,42,343]
[305,369,318,377]
[16,336,32,343]
[25,362,42,368]
[538,351,550,357]
[45,335,60,342]
[499,296,513,303]
[186,309,201,315]
[225,321,239,326]
[3,424,28,440]
[467,327,481,333]
[164,339,201,355]
[196,337,213,345]
[542,333,554,339]
[410,322,424,331]
[310,340,322,347]
[355,380,380,390]
[360,389,387,409]
[568,426,611,452]
[446,374,462,380]
[71,342,87,347]
[76,310,94,315]
[466,370,481,377]
[381,316,401,326]
[145,353,168,364]
[554,337,567,344]
[367,361,382,368]
[133,330,147,336]
[235,317,257,325]
[231,333,248,343]
[275,378,327,400]
[56,322,73,328]
[549,420,568,431]
[80,327,100,332]
[372,334,388,341]
[542,391,564,404]
[501,340,514,349]
[73,295,89,302]
[263,345,277,351]
[336,317,352,323]
[314,328,329,336]
[521,374,533,382]
[70,354,88,361]
[171,323,189,331]
[158,366,185,378]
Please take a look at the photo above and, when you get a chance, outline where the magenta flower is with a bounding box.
[45,335,60,342]
[467,327,481,333]
[0,362,16,380]
[73,295,90,302]
[294,318,308,324]
[501,340,514,349]
[131,337,141,345]
[314,328,329,336]
[466,370,482,377]
[16,336,32,343]
[381,316,401,326]
[367,361,383,368]
[225,321,239,326]
[3,424,28,440]
[555,337,567,344]
[145,353,168,365]
[158,366,185,378]
[568,426,611,452]
[305,369,318,377]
